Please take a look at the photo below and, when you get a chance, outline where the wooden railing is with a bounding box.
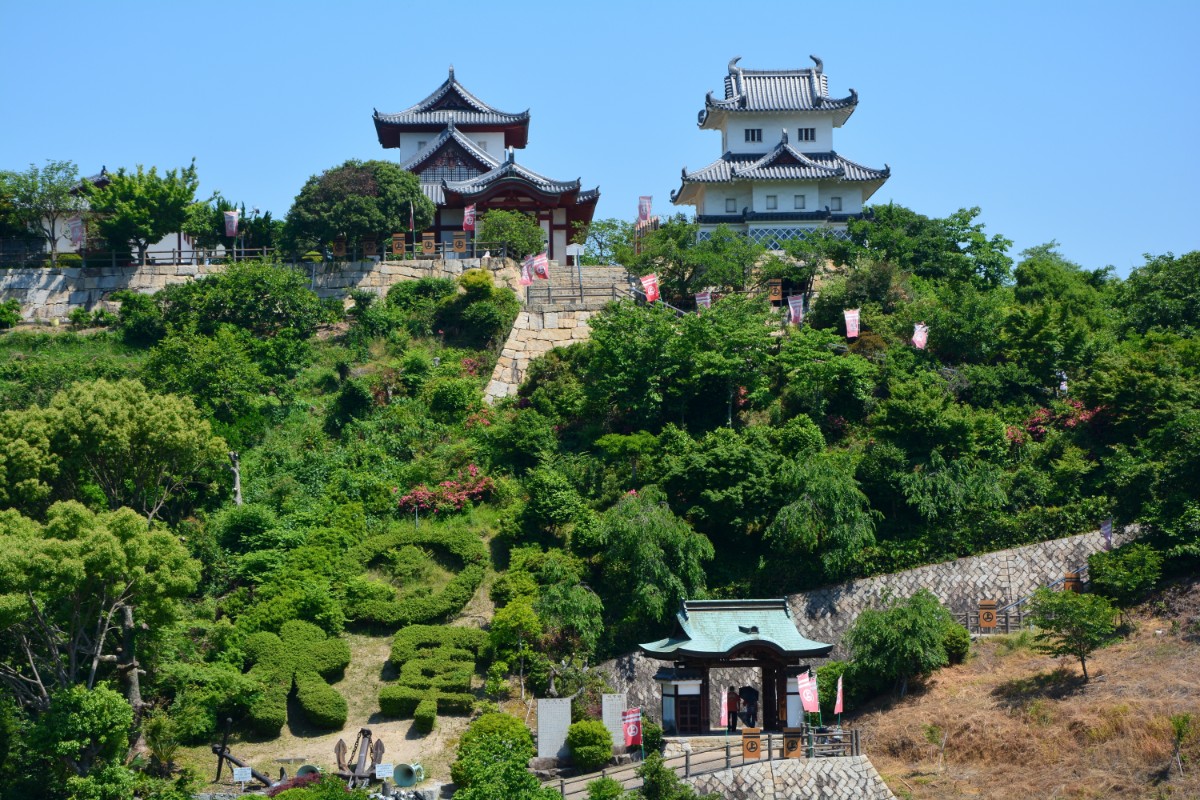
[547,727,860,800]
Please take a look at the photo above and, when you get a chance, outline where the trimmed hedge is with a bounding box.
[378,625,488,730]
[567,719,614,772]
[245,620,351,735]
[346,527,488,627]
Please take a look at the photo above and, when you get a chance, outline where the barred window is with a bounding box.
[744,128,763,143]
[797,128,816,142]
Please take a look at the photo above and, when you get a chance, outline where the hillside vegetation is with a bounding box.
[0,205,1196,799]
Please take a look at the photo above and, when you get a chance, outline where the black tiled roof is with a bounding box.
[443,150,581,196]
[374,66,530,128]
[400,120,501,174]
[701,56,857,124]
[680,143,889,185]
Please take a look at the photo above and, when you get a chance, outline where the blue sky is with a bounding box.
[2,0,1197,276]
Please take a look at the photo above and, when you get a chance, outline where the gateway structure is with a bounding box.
[671,56,889,246]
[373,68,599,260]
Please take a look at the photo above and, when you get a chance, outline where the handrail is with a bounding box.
[996,563,1090,615]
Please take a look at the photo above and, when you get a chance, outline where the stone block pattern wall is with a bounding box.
[790,524,1138,658]
[0,257,523,321]
[602,525,1138,723]
[684,755,896,800]
[484,304,604,403]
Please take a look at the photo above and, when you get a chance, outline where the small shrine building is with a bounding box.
[671,56,890,247]
[640,599,832,735]
[373,68,599,260]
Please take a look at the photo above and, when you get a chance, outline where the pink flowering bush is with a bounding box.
[1023,400,1103,442]
[395,465,495,514]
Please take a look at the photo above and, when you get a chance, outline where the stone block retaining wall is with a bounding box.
[684,755,896,800]
[484,302,608,403]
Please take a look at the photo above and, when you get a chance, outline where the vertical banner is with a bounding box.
[531,252,550,280]
[788,295,805,325]
[912,322,929,349]
[834,674,844,715]
[1058,371,1069,394]
[409,201,415,233]
[641,273,660,302]
[638,195,652,222]
[223,210,239,238]
[1101,518,1113,550]
[463,204,476,232]
[720,688,728,727]
[67,215,84,246]
[798,671,819,713]
[621,708,643,747]
[519,260,534,286]
[695,291,712,310]
[844,308,860,338]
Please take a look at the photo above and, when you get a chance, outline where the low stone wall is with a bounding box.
[0,257,522,321]
[684,755,896,800]
[601,524,1138,723]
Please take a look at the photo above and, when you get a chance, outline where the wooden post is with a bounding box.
[684,750,690,777]
[725,740,731,769]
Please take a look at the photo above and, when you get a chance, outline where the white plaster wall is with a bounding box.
[702,186,751,216]
[751,182,820,213]
[816,186,864,214]
[466,131,504,156]
[726,113,836,154]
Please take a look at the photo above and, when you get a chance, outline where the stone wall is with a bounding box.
[601,524,1138,723]
[0,257,523,321]
[484,300,609,403]
[683,755,896,800]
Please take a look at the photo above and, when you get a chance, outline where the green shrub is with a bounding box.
[68,307,93,328]
[586,776,625,800]
[1088,542,1163,608]
[450,712,534,788]
[243,620,351,735]
[56,253,83,267]
[426,376,480,422]
[566,719,613,772]
[110,289,164,345]
[413,698,438,733]
[378,625,487,729]
[0,299,22,329]
[941,618,972,664]
[641,719,664,754]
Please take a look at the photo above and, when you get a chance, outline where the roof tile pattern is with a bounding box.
[640,599,832,660]
[705,56,857,114]
[374,66,530,127]
[682,146,889,185]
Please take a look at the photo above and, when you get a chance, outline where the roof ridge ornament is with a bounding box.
[448,64,455,79]
[728,55,744,97]
[809,55,823,74]
[781,128,788,144]
[505,146,515,164]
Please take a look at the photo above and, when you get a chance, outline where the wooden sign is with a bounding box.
[392,234,405,255]
[452,232,467,253]
[332,237,346,258]
[979,600,998,630]
[741,727,761,760]
[421,233,436,255]
[1063,572,1082,592]
[768,279,783,302]
[782,728,804,759]
[362,238,378,257]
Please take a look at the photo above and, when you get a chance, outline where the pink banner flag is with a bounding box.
[798,671,820,713]
[1101,517,1113,550]
[844,308,860,338]
[641,273,660,302]
[531,252,550,280]
[834,674,844,715]
[67,215,84,246]
[912,322,929,349]
[463,204,476,232]
[695,291,712,310]
[638,195,652,222]
[409,201,415,232]
[622,708,643,747]
[223,210,239,238]
[520,256,534,286]
[1058,371,1069,394]
[788,295,805,325]
[720,688,728,726]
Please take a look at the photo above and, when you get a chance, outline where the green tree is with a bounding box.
[284,159,434,254]
[1121,251,1200,337]
[82,161,199,264]
[1087,543,1163,611]
[28,684,133,796]
[0,160,85,265]
[575,217,633,265]
[677,295,775,427]
[46,379,228,522]
[0,502,199,711]
[477,209,545,259]
[1026,587,1118,681]
[843,589,954,697]
[633,751,720,800]
[182,195,278,253]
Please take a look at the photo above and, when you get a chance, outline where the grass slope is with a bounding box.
[861,579,1200,800]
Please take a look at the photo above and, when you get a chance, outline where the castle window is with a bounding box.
[830,197,843,212]
[725,198,737,213]
[744,128,762,143]
[417,140,427,151]
[794,194,806,210]
[797,128,816,142]
[766,195,778,210]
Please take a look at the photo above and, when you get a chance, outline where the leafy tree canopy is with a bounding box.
[82,161,199,264]
[477,210,545,260]
[0,160,85,263]
[1027,587,1118,681]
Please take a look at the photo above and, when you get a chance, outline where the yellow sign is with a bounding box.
[741,728,761,761]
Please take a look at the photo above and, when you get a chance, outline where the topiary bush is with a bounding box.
[941,618,972,665]
[450,712,534,788]
[0,299,22,329]
[566,719,614,772]
[378,625,488,731]
[244,620,351,735]
[641,719,664,754]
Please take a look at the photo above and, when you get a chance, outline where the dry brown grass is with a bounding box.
[862,580,1200,800]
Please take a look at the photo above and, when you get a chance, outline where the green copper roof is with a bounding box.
[639,599,832,661]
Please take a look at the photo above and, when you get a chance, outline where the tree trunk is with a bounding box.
[119,604,144,717]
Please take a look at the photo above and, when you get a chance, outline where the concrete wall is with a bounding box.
[0,256,524,321]
[684,755,896,800]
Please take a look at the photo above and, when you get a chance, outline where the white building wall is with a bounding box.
[725,113,836,154]
[816,185,864,214]
[751,182,820,213]
[701,186,752,216]
[466,132,504,157]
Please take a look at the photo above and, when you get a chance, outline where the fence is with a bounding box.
[548,727,860,800]
[954,563,1091,634]
[525,284,629,305]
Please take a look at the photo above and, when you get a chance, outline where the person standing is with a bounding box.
[726,686,741,733]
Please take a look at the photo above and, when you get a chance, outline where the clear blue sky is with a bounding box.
[3,0,1197,276]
